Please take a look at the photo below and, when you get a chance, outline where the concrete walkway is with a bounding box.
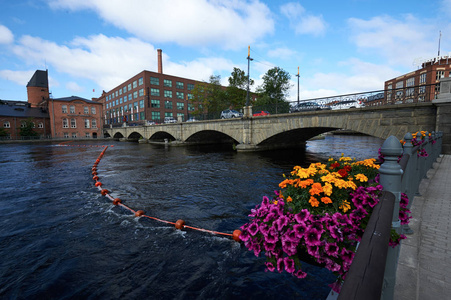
[395,154,451,300]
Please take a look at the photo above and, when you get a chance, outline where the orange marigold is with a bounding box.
[309,196,319,207]
[321,197,332,204]
[309,182,323,196]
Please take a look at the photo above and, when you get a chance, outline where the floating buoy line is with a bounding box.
[60,142,242,242]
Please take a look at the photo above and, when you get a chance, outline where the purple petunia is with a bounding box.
[265,261,275,272]
[284,257,296,274]
[325,242,340,257]
[293,222,307,239]
[294,209,310,223]
[304,228,322,246]
[274,215,290,231]
[248,221,259,236]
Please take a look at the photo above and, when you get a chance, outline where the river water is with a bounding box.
[0,135,383,300]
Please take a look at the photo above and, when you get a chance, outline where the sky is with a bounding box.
[0,0,450,103]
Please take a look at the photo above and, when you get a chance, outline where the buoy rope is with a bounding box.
[72,142,241,241]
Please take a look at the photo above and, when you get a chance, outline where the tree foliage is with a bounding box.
[19,118,38,137]
[189,75,227,118]
[227,67,254,108]
[253,67,292,114]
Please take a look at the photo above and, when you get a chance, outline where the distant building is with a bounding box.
[382,55,451,106]
[96,49,211,126]
[0,70,103,139]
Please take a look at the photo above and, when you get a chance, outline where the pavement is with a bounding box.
[395,154,451,300]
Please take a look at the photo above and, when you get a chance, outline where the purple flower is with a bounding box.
[277,258,284,273]
[306,244,320,258]
[264,241,276,252]
[293,222,307,239]
[324,242,339,257]
[349,207,368,221]
[304,228,322,246]
[259,223,270,236]
[274,215,290,231]
[265,226,279,244]
[261,196,270,207]
[327,225,344,242]
[341,248,355,268]
[263,212,277,222]
[239,229,250,242]
[282,239,298,256]
[294,269,307,279]
[294,209,310,223]
[284,257,296,274]
[309,221,324,232]
[248,222,259,236]
[308,214,324,223]
[333,213,351,226]
[265,261,275,272]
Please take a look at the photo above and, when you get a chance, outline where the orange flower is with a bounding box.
[309,182,323,196]
[321,197,332,204]
[309,196,319,207]
[296,178,314,188]
[279,179,293,188]
[286,196,293,203]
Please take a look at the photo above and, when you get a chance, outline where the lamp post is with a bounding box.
[246,45,253,110]
[296,67,300,105]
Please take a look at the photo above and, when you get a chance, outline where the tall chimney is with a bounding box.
[157,49,163,74]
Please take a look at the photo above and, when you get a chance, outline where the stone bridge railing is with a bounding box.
[338,131,443,300]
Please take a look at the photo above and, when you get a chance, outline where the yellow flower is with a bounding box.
[339,156,353,162]
[287,196,293,203]
[339,200,351,212]
[346,180,357,190]
[355,173,368,182]
[323,182,333,196]
[309,196,319,207]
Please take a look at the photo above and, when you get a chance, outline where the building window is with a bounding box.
[3,121,10,128]
[123,87,127,94]
[151,99,160,108]
[70,105,75,114]
[115,91,118,97]
[151,88,160,96]
[128,83,132,91]
[38,122,43,128]
[419,85,426,94]
[119,97,123,104]
[420,73,427,84]
[187,93,193,100]
[436,70,445,81]
[63,118,69,128]
[188,103,195,111]
[140,112,145,120]
[406,77,414,87]
[165,101,172,109]
[84,106,89,114]
[92,119,97,128]
[85,119,90,128]
[133,91,138,99]
[176,91,184,99]
[133,80,137,89]
[85,132,91,138]
[176,81,184,89]
[150,77,159,85]
[64,132,69,138]
[62,105,67,113]
[71,119,76,128]
[165,112,173,118]
[164,90,172,98]
[119,89,122,95]
[72,133,77,138]
[128,94,132,101]
[139,100,144,109]
[138,77,143,85]
[91,107,96,114]
[187,83,195,91]
[139,88,144,97]
[164,79,172,87]
[151,111,160,120]
[177,102,184,110]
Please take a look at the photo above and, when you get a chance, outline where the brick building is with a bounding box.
[0,70,103,139]
[96,49,207,126]
[382,55,451,105]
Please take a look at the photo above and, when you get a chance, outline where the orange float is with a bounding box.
[135,210,145,217]
[101,189,109,196]
[175,219,185,230]
[95,182,102,187]
[93,175,99,181]
[232,230,242,242]
[113,198,121,205]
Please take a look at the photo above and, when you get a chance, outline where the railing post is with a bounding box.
[379,136,403,300]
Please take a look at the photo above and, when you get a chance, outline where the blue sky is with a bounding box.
[0,0,450,102]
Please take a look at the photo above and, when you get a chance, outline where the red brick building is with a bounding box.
[96,49,206,126]
[0,70,103,139]
[382,55,451,105]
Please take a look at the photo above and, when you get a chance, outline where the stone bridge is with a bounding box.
[104,100,451,153]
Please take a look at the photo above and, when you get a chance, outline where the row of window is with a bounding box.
[63,132,95,138]
[62,105,96,115]
[105,111,186,124]
[105,77,195,102]
[3,121,44,128]
[62,118,97,129]
[106,101,195,117]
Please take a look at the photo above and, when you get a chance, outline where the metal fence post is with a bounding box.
[379,136,403,300]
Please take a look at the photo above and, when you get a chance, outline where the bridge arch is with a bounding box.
[149,131,176,142]
[185,130,238,145]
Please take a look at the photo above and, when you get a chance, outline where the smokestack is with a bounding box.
[157,49,163,74]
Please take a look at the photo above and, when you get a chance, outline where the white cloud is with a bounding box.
[348,14,437,67]
[267,47,297,59]
[66,81,84,92]
[280,2,327,36]
[0,70,34,86]
[48,0,274,49]
[0,25,14,44]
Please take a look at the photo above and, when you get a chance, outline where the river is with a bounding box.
[0,135,383,300]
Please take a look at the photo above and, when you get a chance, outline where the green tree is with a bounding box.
[189,75,227,119]
[254,67,292,114]
[19,118,38,138]
[226,67,254,108]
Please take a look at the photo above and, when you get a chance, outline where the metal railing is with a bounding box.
[338,131,443,300]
